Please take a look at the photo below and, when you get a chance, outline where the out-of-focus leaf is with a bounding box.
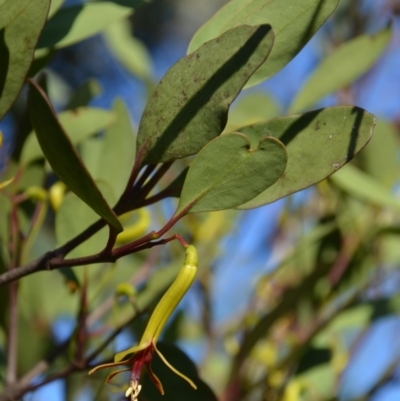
[378,228,400,265]
[175,133,287,214]
[361,120,399,189]
[0,0,50,119]
[48,0,64,18]
[96,99,136,198]
[225,92,280,132]
[21,107,115,165]
[16,163,44,192]
[0,193,10,245]
[19,265,79,323]
[330,164,400,213]
[37,0,146,49]
[163,168,188,199]
[104,19,153,81]
[27,80,122,232]
[136,24,274,164]
[55,191,112,260]
[272,220,337,279]
[296,364,335,400]
[141,343,218,401]
[238,106,375,209]
[290,26,392,112]
[67,79,102,110]
[80,137,104,179]
[188,0,340,88]
[17,312,53,375]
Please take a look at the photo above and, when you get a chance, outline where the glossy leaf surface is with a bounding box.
[237,106,375,209]
[176,132,287,214]
[136,24,274,164]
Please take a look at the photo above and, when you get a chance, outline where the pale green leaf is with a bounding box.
[104,19,153,81]
[225,92,280,132]
[330,163,400,213]
[290,26,392,112]
[48,0,64,19]
[95,99,136,198]
[38,1,146,49]
[361,119,399,189]
[188,0,340,88]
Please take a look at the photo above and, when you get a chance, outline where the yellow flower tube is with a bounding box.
[89,245,198,400]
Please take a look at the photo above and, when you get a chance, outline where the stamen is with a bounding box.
[125,380,142,401]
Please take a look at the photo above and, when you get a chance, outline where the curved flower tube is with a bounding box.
[89,245,198,400]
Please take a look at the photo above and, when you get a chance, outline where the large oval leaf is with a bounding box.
[237,106,375,209]
[136,24,274,165]
[188,0,339,88]
[0,0,50,119]
[27,79,122,232]
[289,26,392,113]
[175,132,287,215]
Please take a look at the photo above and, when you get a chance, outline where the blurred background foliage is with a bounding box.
[1,1,400,401]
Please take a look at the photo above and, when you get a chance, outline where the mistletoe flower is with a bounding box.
[89,246,198,400]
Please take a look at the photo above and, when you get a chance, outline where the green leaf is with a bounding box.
[0,0,50,119]
[94,99,136,198]
[104,19,153,81]
[360,119,399,189]
[141,342,218,401]
[175,132,287,215]
[55,191,111,259]
[237,106,375,209]
[188,0,340,88]
[136,24,274,165]
[21,107,115,165]
[163,168,189,199]
[330,164,400,213]
[226,92,280,132]
[27,79,122,232]
[48,0,64,19]
[289,26,392,113]
[37,1,146,49]
[66,79,102,110]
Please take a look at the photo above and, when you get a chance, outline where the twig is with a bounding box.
[5,207,21,385]
[0,250,159,401]
[136,162,173,201]
[0,160,178,286]
[131,164,157,194]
